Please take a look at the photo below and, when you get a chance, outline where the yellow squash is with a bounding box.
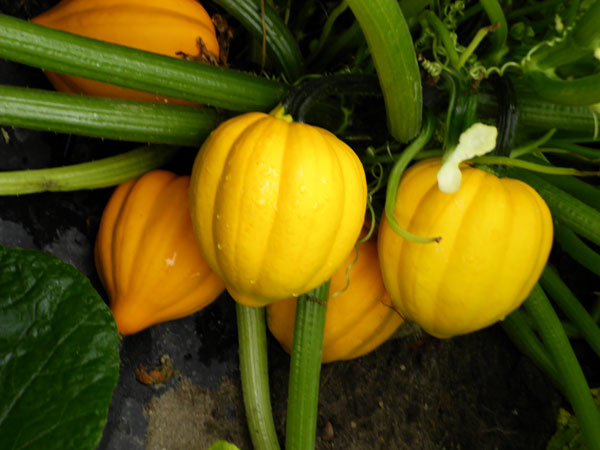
[267,232,403,363]
[189,110,368,307]
[31,0,219,102]
[378,158,553,338]
[95,170,225,335]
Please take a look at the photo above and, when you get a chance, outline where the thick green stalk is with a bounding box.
[554,222,600,276]
[236,304,280,450]
[0,85,215,146]
[507,168,600,246]
[501,308,564,392]
[346,0,422,142]
[476,93,598,136]
[537,173,600,211]
[0,15,286,111]
[212,0,304,81]
[540,266,600,357]
[0,146,178,195]
[285,281,330,450]
[523,285,600,450]
[524,71,600,107]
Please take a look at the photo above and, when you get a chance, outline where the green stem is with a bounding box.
[472,156,598,176]
[0,85,216,146]
[501,308,564,393]
[509,129,556,158]
[423,10,460,68]
[285,281,330,450]
[0,15,286,111]
[456,26,492,70]
[523,285,600,450]
[524,71,600,107]
[212,0,304,81]
[479,0,508,64]
[540,266,600,358]
[346,0,422,142]
[554,223,600,277]
[545,141,600,162]
[384,113,439,243]
[476,93,598,136]
[0,146,178,195]
[571,0,600,50]
[523,2,600,71]
[311,21,364,72]
[306,1,349,65]
[236,304,280,450]
[506,168,600,246]
[536,172,600,210]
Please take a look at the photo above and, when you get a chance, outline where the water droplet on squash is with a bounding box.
[217,244,223,250]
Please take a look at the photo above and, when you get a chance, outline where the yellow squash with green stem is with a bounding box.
[189,108,368,307]
[267,230,403,362]
[32,0,219,102]
[378,158,553,338]
[95,170,225,335]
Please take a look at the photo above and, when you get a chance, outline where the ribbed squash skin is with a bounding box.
[267,233,403,363]
[31,0,219,102]
[378,158,553,338]
[189,112,368,307]
[95,170,225,335]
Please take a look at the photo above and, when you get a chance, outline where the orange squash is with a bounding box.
[378,158,553,338]
[267,232,403,363]
[188,109,368,307]
[31,0,219,102]
[95,170,225,335]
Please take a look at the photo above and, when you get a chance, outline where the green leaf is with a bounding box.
[0,245,120,450]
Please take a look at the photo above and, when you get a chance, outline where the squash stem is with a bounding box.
[501,308,564,393]
[345,0,422,142]
[539,266,600,358]
[523,285,600,450]
[0,145,178,195]
[285,281,330,450]
[384,113,439,243]
[0,15,286,111]
[236,304,281,450]
[0,85,216,146]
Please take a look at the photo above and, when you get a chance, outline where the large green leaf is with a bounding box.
[0,245,119,450]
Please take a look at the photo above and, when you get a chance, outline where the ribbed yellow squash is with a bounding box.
[267,232,403,362]
[189,111,368,307]
[378,158,553,338]
[31,0,219,102]
[95,170,225,335]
